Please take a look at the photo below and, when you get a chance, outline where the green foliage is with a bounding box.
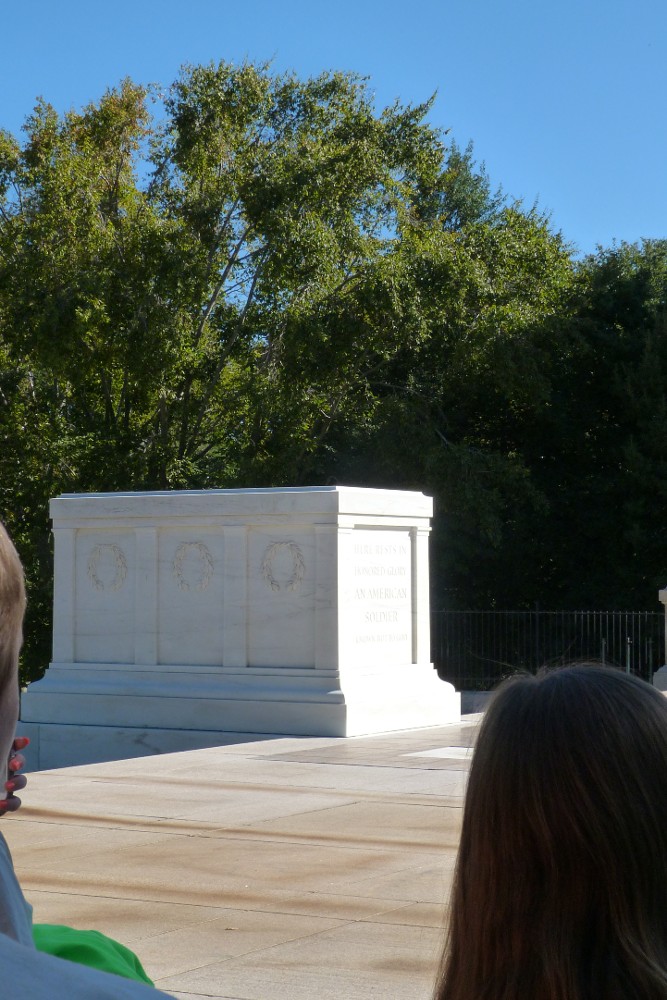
[523,241,667,609]
[0,62,452,677]
[430,140,504,230]
[324,205,576,607]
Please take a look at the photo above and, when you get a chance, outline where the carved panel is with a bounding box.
[260,541,305,593]
[172,542,214,593]
[87,544,128,593]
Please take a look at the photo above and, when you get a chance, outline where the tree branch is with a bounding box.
[184,248,269,453]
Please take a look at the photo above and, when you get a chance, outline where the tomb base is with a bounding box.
[21,661,459,769]
[652,664,667,691]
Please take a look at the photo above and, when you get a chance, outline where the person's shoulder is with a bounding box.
[0,832,34,946]
[0,930,174,998]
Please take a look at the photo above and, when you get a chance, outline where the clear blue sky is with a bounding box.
[3,0,666,256]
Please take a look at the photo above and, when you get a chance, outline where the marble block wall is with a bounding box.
[20,487,460,767]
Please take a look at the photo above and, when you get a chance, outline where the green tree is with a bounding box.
[0,62,451,676]
[523,241,667,609]
[324,204,576,608]
[0,65,448,488]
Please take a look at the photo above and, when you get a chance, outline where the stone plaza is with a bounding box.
[7,718,477,1000]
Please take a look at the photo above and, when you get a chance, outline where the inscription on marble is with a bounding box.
[351,531,412,661]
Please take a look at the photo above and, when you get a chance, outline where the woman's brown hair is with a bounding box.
[435,665,667,1000]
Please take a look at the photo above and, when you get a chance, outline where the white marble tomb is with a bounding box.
[653,587,667,690]
[20,487,460,767]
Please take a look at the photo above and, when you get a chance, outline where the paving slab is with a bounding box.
[158,920,443,1000]
[3,719,478,999]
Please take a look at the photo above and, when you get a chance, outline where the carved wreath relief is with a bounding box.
[260,541,305,593]
[172,542,214,592]
[87,544,128,592]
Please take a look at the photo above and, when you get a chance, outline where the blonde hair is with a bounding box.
[0,523,25,692]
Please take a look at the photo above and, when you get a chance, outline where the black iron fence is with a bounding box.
[431,610,665,690]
